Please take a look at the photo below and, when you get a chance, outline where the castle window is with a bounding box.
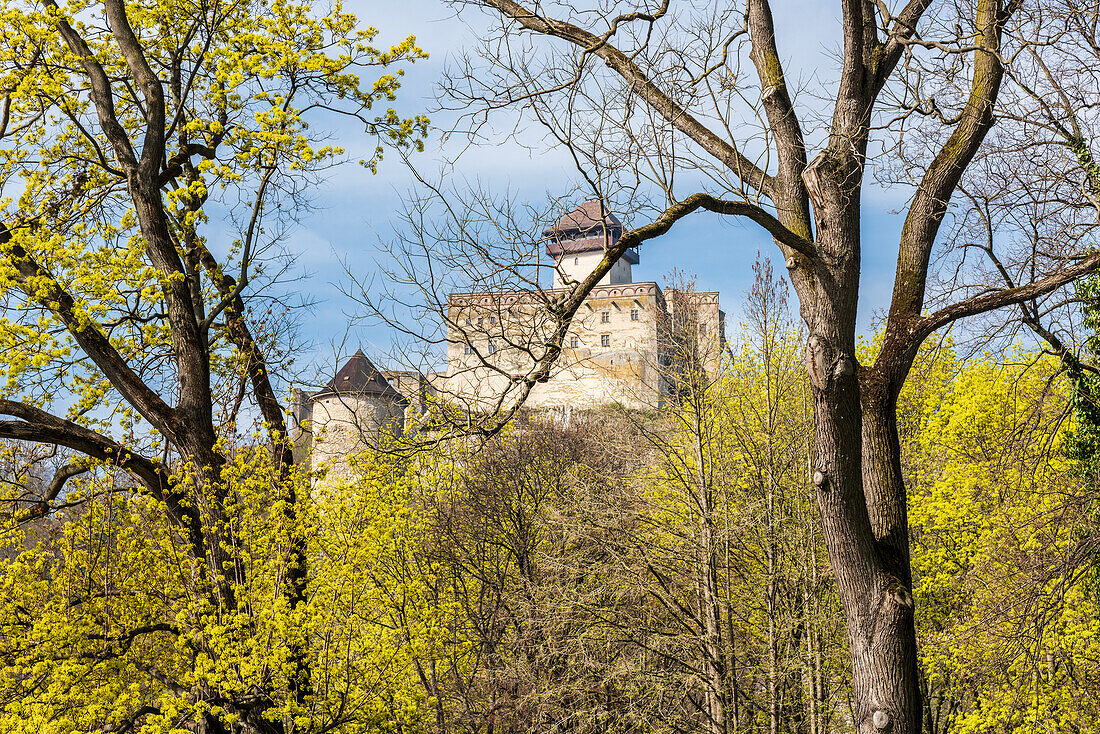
[601,334,610,348]
[700,323,707,335]
[465,317,472,326]
[464,344,472,355]
[570,336,579,348]
[490,316,497,324]
[488,340,497,354]
[477,317,483,328]
[630,309,639,321]
[574,257,579,265]
[601,311,610,323]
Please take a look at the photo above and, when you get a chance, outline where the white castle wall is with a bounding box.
[294,392,404,484]
[443,282,724,412]
[553,250,633,288]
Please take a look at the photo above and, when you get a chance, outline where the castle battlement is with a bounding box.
[442,201,725,412]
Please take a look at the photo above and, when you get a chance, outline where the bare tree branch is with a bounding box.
[478,0,775,197]
[915,252,1100,341]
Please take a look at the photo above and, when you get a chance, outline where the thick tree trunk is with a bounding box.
[798,188,921,732]
[805,340,920,734]
[859,383,921,733]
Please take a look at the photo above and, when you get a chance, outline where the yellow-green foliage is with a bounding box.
[0,445,454,733]
[904,347,1100,732]
[308,451,453,734]
[0,0,426,429]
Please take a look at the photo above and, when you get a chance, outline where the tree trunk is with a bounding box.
[766,461,780,734]
[765,341,780,734]
[785,73,923,723]
[802,563,818,734]
[858,383,921,734]
[805,336,920,734]
[695,420,729,734]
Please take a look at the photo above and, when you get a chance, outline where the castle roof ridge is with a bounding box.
[543,200,634,260]
[448,281,666,304]
[543,200,623,236]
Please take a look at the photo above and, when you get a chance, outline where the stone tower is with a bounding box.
[544,200,640,288]
[292,350,408,479]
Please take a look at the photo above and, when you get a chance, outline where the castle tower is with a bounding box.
[544,200,639,289]
[292,350,408,479]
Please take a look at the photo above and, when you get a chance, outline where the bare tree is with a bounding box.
[360,0,1100,730]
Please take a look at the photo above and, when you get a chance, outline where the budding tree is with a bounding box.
[0,0,425,730]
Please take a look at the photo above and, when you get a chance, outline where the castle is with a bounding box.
[442,200,725,411]
[294,200,725,466]
[291,350,408,473]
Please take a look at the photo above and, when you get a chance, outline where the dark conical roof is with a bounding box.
[546,200,623,235]
[543,199,624,236]
[317,350,407,403]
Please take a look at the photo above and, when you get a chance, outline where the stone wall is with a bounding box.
[293,392,404,485]
[443,282,723,411]
[381,370,436,414]
[665,289,727,376]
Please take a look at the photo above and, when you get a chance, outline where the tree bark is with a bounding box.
[799,142,921,733]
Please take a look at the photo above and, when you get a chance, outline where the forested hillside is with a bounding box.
[3,268,1094,733]
[5,0,1100,730]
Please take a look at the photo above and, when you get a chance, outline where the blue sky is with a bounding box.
[284,0,909,375]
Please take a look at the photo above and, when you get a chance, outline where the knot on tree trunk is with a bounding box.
[881,575,914,611]
[871,572,915,620]
[833,355,855,378]
[870,574,915,644]
[806,335,857,390]
[864,574,916,701]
